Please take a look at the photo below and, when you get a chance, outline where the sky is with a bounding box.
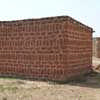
[0,0,99,37]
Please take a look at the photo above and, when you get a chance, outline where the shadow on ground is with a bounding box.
[0,71,100,89]
[66,71,100,89]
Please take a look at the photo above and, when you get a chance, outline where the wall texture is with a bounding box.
[0,16,93,81]
[93,38,100,58]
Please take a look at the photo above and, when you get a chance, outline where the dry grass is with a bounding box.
[0,57,100,100]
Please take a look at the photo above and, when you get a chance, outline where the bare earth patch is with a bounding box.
[93,57,100,67]
[0,57,100,100]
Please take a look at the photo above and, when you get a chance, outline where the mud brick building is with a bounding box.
[93,37,100,58]
[0,16,93,81]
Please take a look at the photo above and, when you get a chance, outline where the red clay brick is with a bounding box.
[0,16,93,81]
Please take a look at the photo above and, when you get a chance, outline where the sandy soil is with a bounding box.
[93,57,100,66]
[0,57,100,100]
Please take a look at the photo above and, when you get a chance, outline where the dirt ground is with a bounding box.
[0,57,100,100]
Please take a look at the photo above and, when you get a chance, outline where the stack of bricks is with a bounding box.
[93,37,100,58]
[0,16,93,81]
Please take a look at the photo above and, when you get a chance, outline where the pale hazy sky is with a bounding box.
[0,0,99,37]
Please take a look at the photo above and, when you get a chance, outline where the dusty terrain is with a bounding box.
[0,57,100,100]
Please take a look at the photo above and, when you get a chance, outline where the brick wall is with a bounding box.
[0,16,93,81]
[93,38,100,58]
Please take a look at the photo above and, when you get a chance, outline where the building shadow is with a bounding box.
[59,71,100,89]
[0,71,100,89]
